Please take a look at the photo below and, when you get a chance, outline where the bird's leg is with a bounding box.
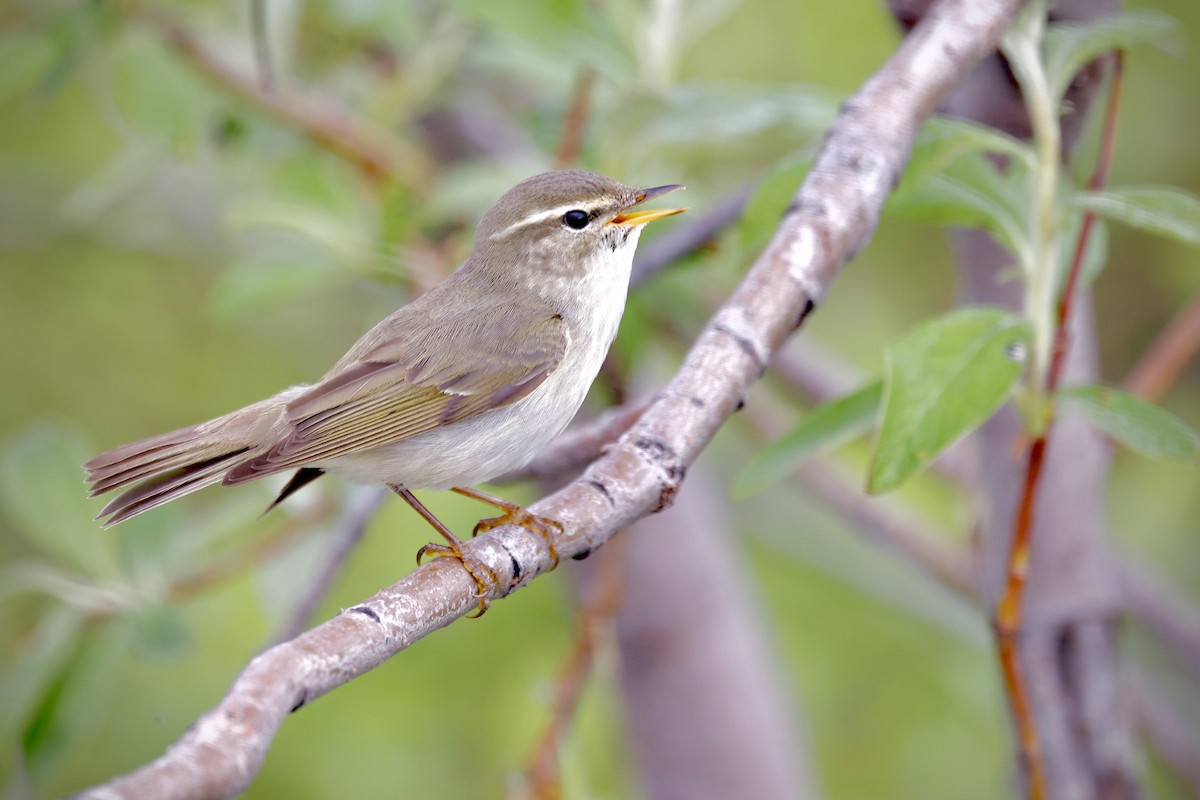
[392,485,496,617]
[451,487,562,568]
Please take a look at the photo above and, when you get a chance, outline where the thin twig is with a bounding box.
[168,497,338,604]
[798,462,976,598]
[272,486,389,644]
[138,10,433,188]
[994,51,1123,800]
[996,436,1049,798]
[553,68,596,169]
[741,398,976,597]
[629,184,753,286]
[1047,52,1122,392]
[1123,292,1200,403]
[72,4,1022,795]
[518,540,625,800]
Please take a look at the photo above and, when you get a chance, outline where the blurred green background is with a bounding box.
[1,0,1198,798]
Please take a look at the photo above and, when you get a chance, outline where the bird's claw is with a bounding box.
[416,540,497,617]
[472,508,563,568]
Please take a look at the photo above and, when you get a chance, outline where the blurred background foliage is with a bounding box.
[0,0,1197,798]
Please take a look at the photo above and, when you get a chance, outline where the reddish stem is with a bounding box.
[1047,52,1124,394]
[994,51,1123,800]
[554,68,596,169]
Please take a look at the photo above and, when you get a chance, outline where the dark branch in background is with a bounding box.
[993,49,1123,800]
[136,10,434,187]
[610,467,817,800]
[755,330,1200,684]
[630,183,753,286]
[272,486,388,644]
[167,499,338,604]
[1119,558,1200,687]
[941,0,1150,794]
[73,1,1023,796]
[745,385,1200,794]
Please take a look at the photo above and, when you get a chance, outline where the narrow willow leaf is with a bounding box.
[1059,385,1199,462]
[207,260,341,320]
[447,0,635,80]
[913,116,1036,173]
[0,424,122,579]
[888,152,1030,261]
[869,308,1032,493]
[1073,187,1200,245]
[1045,12,1182,101]
[735,381,882,498]
[0,606,85,748]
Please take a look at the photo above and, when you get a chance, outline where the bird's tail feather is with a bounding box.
[84,395,291,526]
[92,447,251,526]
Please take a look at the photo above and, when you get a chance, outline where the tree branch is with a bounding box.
[72,2,1022,796]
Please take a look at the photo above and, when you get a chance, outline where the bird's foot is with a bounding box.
[472,504,563,569]
[416,539,498,618]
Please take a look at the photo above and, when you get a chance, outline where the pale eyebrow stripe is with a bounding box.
[488,201,606,241]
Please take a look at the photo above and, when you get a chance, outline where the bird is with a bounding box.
[84,169,686,613]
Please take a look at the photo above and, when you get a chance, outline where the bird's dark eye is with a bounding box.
[562,209,590,230]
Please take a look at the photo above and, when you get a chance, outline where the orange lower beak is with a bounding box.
[609,183,687,227]
[609,206,688,227]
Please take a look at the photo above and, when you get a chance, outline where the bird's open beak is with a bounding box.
[609,184,687,227]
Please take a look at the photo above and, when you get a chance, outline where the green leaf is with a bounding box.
[448,0,635,80]
[608,85,832,181]
[225,199,365,259]
[130,605,192,657]
[0,424,122,580]
[0,34,55,104]
[1073,186,1200,245]
[736,382,882,498]
[207,259,342,320]
[888,152,1030,261]
[1045,12,1182,100]
[913,116,1035,174]
[0,607,85,752]
[22,620,132,773]
[1058,385,1199,462]
[869,308,1032,493]
[736,160,811,256]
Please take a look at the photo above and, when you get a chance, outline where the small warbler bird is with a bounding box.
[85,170,685,612]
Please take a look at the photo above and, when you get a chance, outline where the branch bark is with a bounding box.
[72,1,1023,796]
